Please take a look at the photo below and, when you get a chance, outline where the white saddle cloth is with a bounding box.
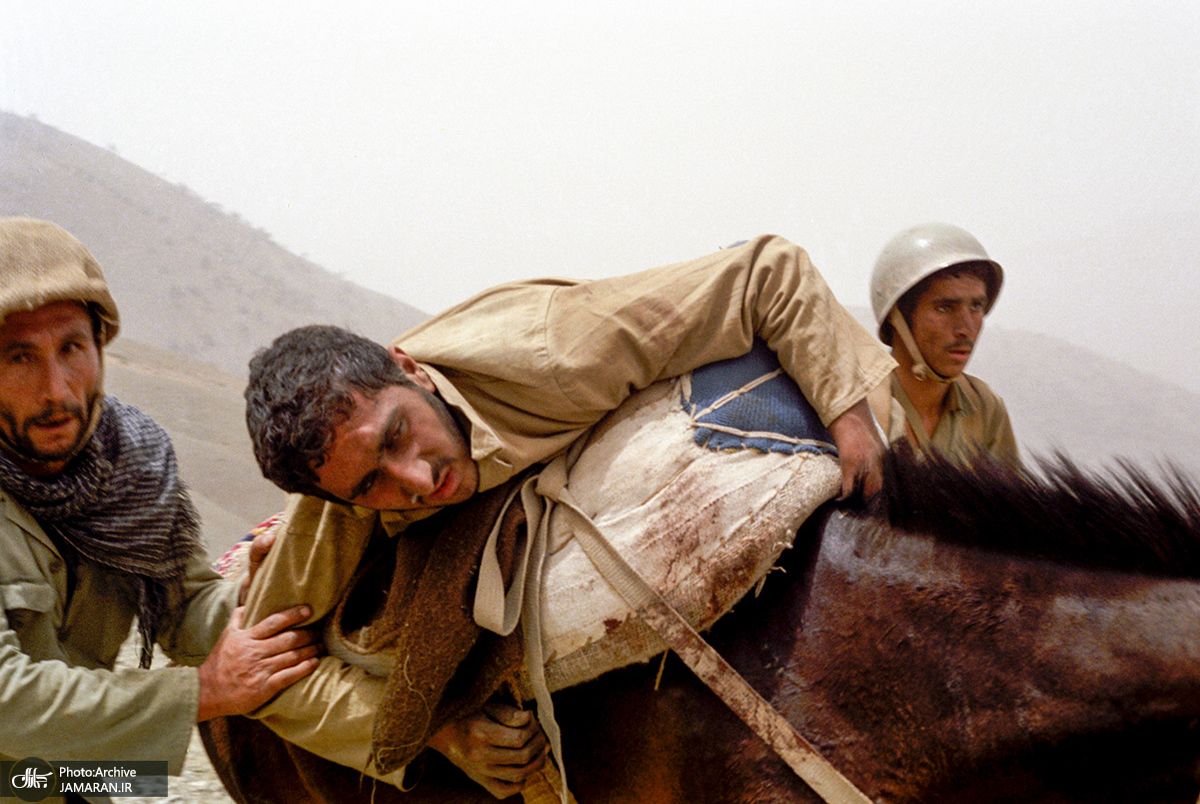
[534,342,842,691]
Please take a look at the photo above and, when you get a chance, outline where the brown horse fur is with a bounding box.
[875,443,1200,580]
[551,448,1200,803]
[205,448,1200,802]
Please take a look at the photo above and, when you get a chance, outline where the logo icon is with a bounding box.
[7,757,56,802]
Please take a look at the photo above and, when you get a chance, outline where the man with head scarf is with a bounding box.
[0,218,320,802]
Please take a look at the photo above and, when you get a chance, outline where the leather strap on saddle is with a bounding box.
[534,455,875,804]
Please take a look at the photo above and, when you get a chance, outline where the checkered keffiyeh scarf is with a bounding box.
[0,397,201,668]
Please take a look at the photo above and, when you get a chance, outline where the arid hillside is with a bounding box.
[103,337,284,558]
[1,111,427,377]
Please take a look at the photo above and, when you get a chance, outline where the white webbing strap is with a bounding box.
[473,477,570,804]
[534,457,874,804]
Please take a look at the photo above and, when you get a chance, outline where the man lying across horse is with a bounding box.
[228,235,895,800]
[0,218,320,800]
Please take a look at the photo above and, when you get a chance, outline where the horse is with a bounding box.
[202,448,1200,803]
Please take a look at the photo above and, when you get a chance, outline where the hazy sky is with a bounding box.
[3,2,1199,390]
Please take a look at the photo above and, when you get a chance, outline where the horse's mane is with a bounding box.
[854,445,1200,578]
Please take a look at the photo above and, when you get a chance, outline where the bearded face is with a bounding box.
[0,302,102,476]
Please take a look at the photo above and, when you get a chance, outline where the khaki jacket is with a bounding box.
[244,234,897,776]
[0,488,236,802]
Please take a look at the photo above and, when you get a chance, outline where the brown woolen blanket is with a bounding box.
[200,476,529,803]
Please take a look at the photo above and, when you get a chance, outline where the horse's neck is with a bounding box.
[780,512,1200,798]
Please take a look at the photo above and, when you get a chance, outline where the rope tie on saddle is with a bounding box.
[473,448,874,804]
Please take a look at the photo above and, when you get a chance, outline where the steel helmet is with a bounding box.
[870,222,1002,344]
[0,217,120,343]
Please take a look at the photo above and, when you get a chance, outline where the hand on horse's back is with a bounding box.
[827,398,885,499]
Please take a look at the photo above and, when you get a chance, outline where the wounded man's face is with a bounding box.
[314,382,479,511]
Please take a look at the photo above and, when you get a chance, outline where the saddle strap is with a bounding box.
[535,458,874,804]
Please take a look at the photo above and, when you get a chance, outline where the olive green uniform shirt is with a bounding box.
[869,371,1019,467]
[0,489,237,802]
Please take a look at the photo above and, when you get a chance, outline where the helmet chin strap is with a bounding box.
[888,309,954,385]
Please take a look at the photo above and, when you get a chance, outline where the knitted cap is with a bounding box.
[0,217,120,343]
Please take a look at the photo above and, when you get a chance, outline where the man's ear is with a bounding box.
[388,346,437,394]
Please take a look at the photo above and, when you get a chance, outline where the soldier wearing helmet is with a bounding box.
[867,222,1019,466]
[0,218,319,787]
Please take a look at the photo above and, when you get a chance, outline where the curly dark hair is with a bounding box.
[245,325,416,497]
